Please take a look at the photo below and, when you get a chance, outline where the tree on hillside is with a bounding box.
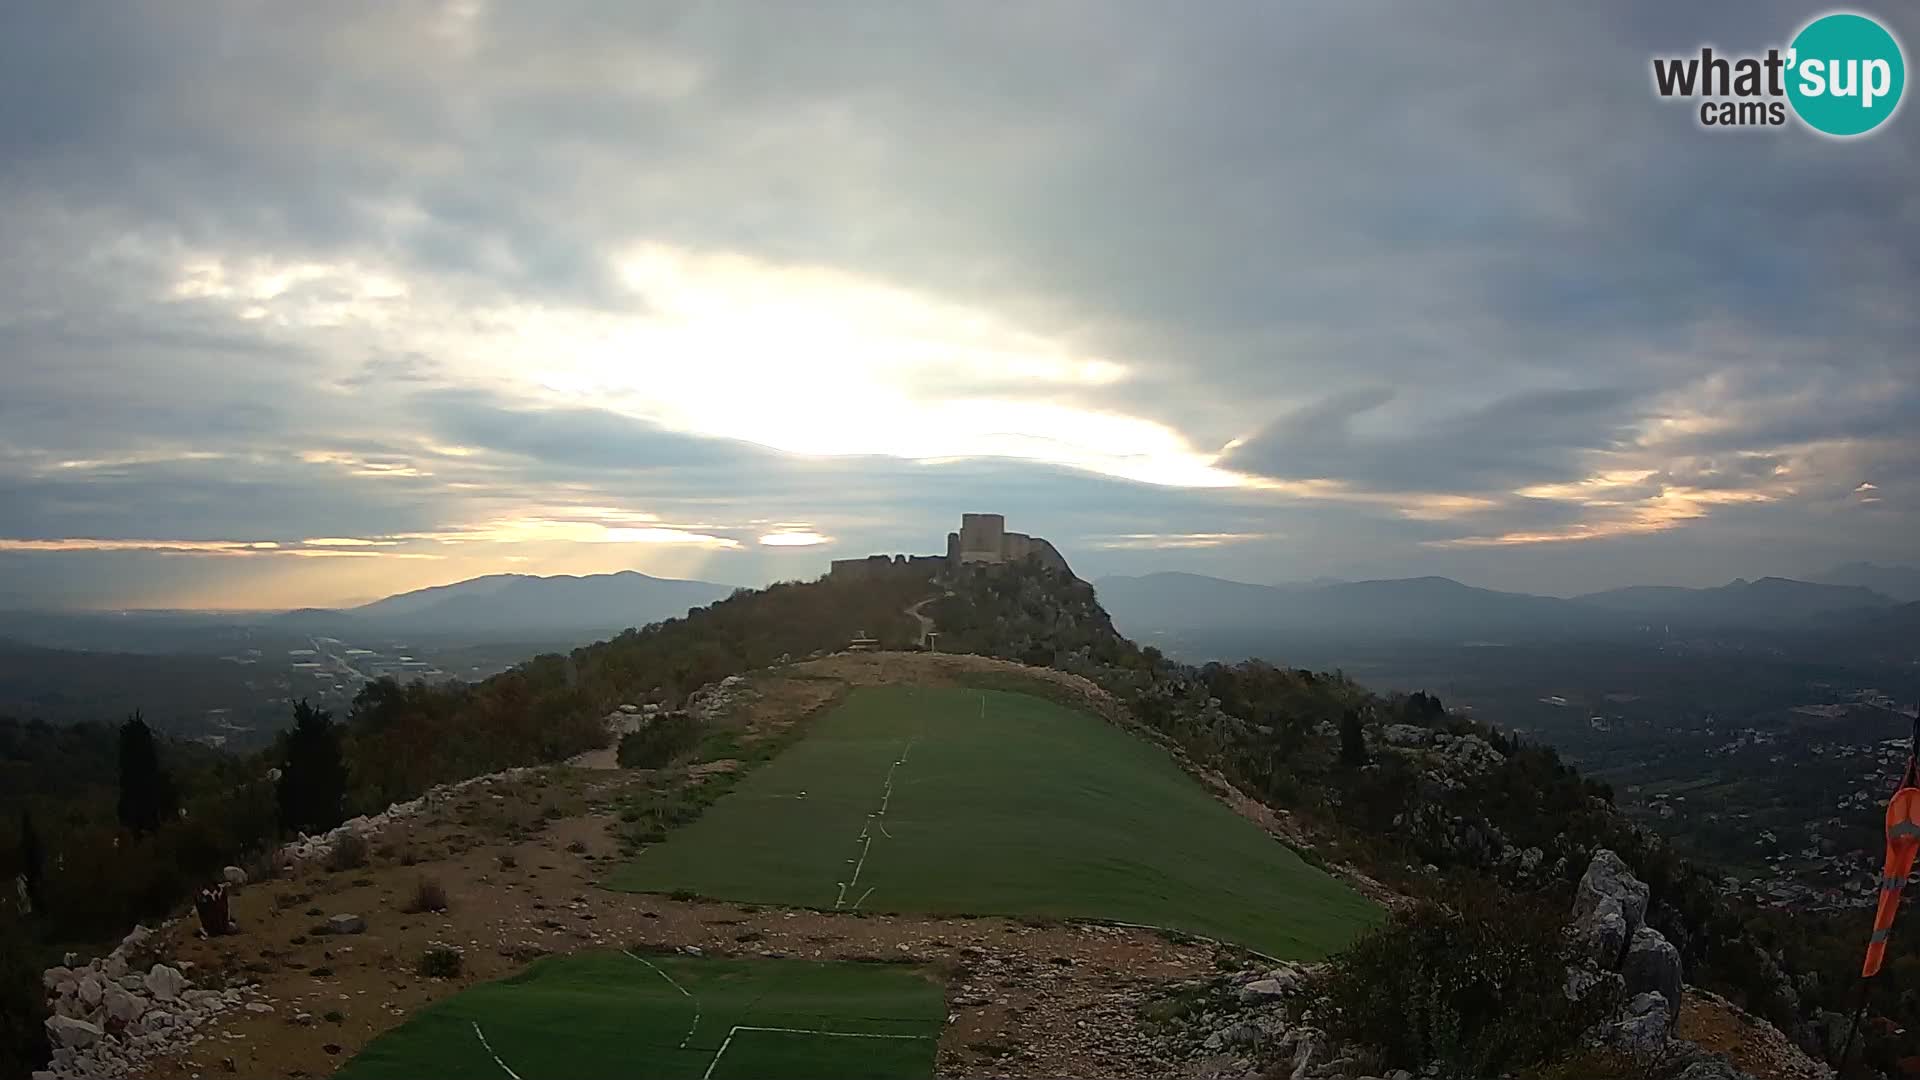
[116,712,176,835]
[278,700,347,837]
[0,906,50,1079]
[1339,708,1368,766]
[16,812,42,914]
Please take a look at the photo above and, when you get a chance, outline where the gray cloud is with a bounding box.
[0,1,1916,606]
[412,390,772,472]
[1225,387,1648,493]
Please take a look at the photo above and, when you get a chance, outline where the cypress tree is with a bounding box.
[277,700,347,836]
[117,712,173,835]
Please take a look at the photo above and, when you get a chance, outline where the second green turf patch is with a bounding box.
[332,951,944,1080]
[609,685,1378,959]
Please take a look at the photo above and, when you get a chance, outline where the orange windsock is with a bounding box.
[1862,785,1920,978]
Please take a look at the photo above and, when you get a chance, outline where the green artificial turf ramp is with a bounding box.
[609,685,1379,958]
[332,951,944,1080]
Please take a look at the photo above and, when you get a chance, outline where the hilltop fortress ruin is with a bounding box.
[829,513,1072,581]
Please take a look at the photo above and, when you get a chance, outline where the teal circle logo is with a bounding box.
[1787,12,1906,136]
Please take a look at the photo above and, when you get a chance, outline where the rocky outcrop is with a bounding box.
[686,674,756,722]
[1573,848,1650,935]
[1566,849,1721,1068]
[1441,733,1505,775]
[1380,724,1431,748]
[1603,991,1673,1053]
[1622,925,1684,1017]
[1572,847,1650,970]
[38,922,270,1080]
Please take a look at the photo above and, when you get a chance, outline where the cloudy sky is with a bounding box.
[2,2,1915,610]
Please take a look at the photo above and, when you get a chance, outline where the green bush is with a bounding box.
[1319,886,1616,1078]
[416,944,463,979]
[617,715,702,769]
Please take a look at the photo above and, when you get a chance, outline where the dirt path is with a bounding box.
[1679,989,1835,1080]
[905,592,949,648]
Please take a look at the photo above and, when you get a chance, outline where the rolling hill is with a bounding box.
[1811,562,1920,603]
[344,570,737,635]
[265,570,737,639]
[1096,571,1905,655]
[1573,576,1897,623]
[1094,572,1604,647]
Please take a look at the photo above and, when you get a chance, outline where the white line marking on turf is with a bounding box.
[471,1021,524,1080]
[624,950,701,1048]
[845,834,875,895]
[701,1025,932,1080]
[832,736,914,908]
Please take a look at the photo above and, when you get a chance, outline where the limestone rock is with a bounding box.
[1621,926,1683,1017]
[1602,991,1671,1053]
[1382,724,1431,747]
[1573,849,1649,938]
[222,865,248,887]
[1565,964,1624,1004]
[143,964,188,1002]
[103,985,146,1025]
[45,1015,104,1049]
[328,913,366,935]
[1582,904,1630,968]
[1239,978,1292,1000]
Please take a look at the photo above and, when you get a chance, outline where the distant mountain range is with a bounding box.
[278,570,736,637]
[1811,562,1920,603]
[1094,570,1917,657]
[1572,576,1897,622]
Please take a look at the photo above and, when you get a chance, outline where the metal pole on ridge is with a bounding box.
[1836,704,1920,1074]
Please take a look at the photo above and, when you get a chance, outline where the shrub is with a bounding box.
[325,834,368,873]
[1319,886,1616,1078]
[416,944,463,979]
[617,714,702,769]
[401,877,449,914]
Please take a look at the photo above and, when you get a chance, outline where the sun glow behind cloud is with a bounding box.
[758,531,831,547]
[168,245,1252,490]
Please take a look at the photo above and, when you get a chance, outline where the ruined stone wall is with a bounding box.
[832,554,943,581]
[828,555,894,581]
